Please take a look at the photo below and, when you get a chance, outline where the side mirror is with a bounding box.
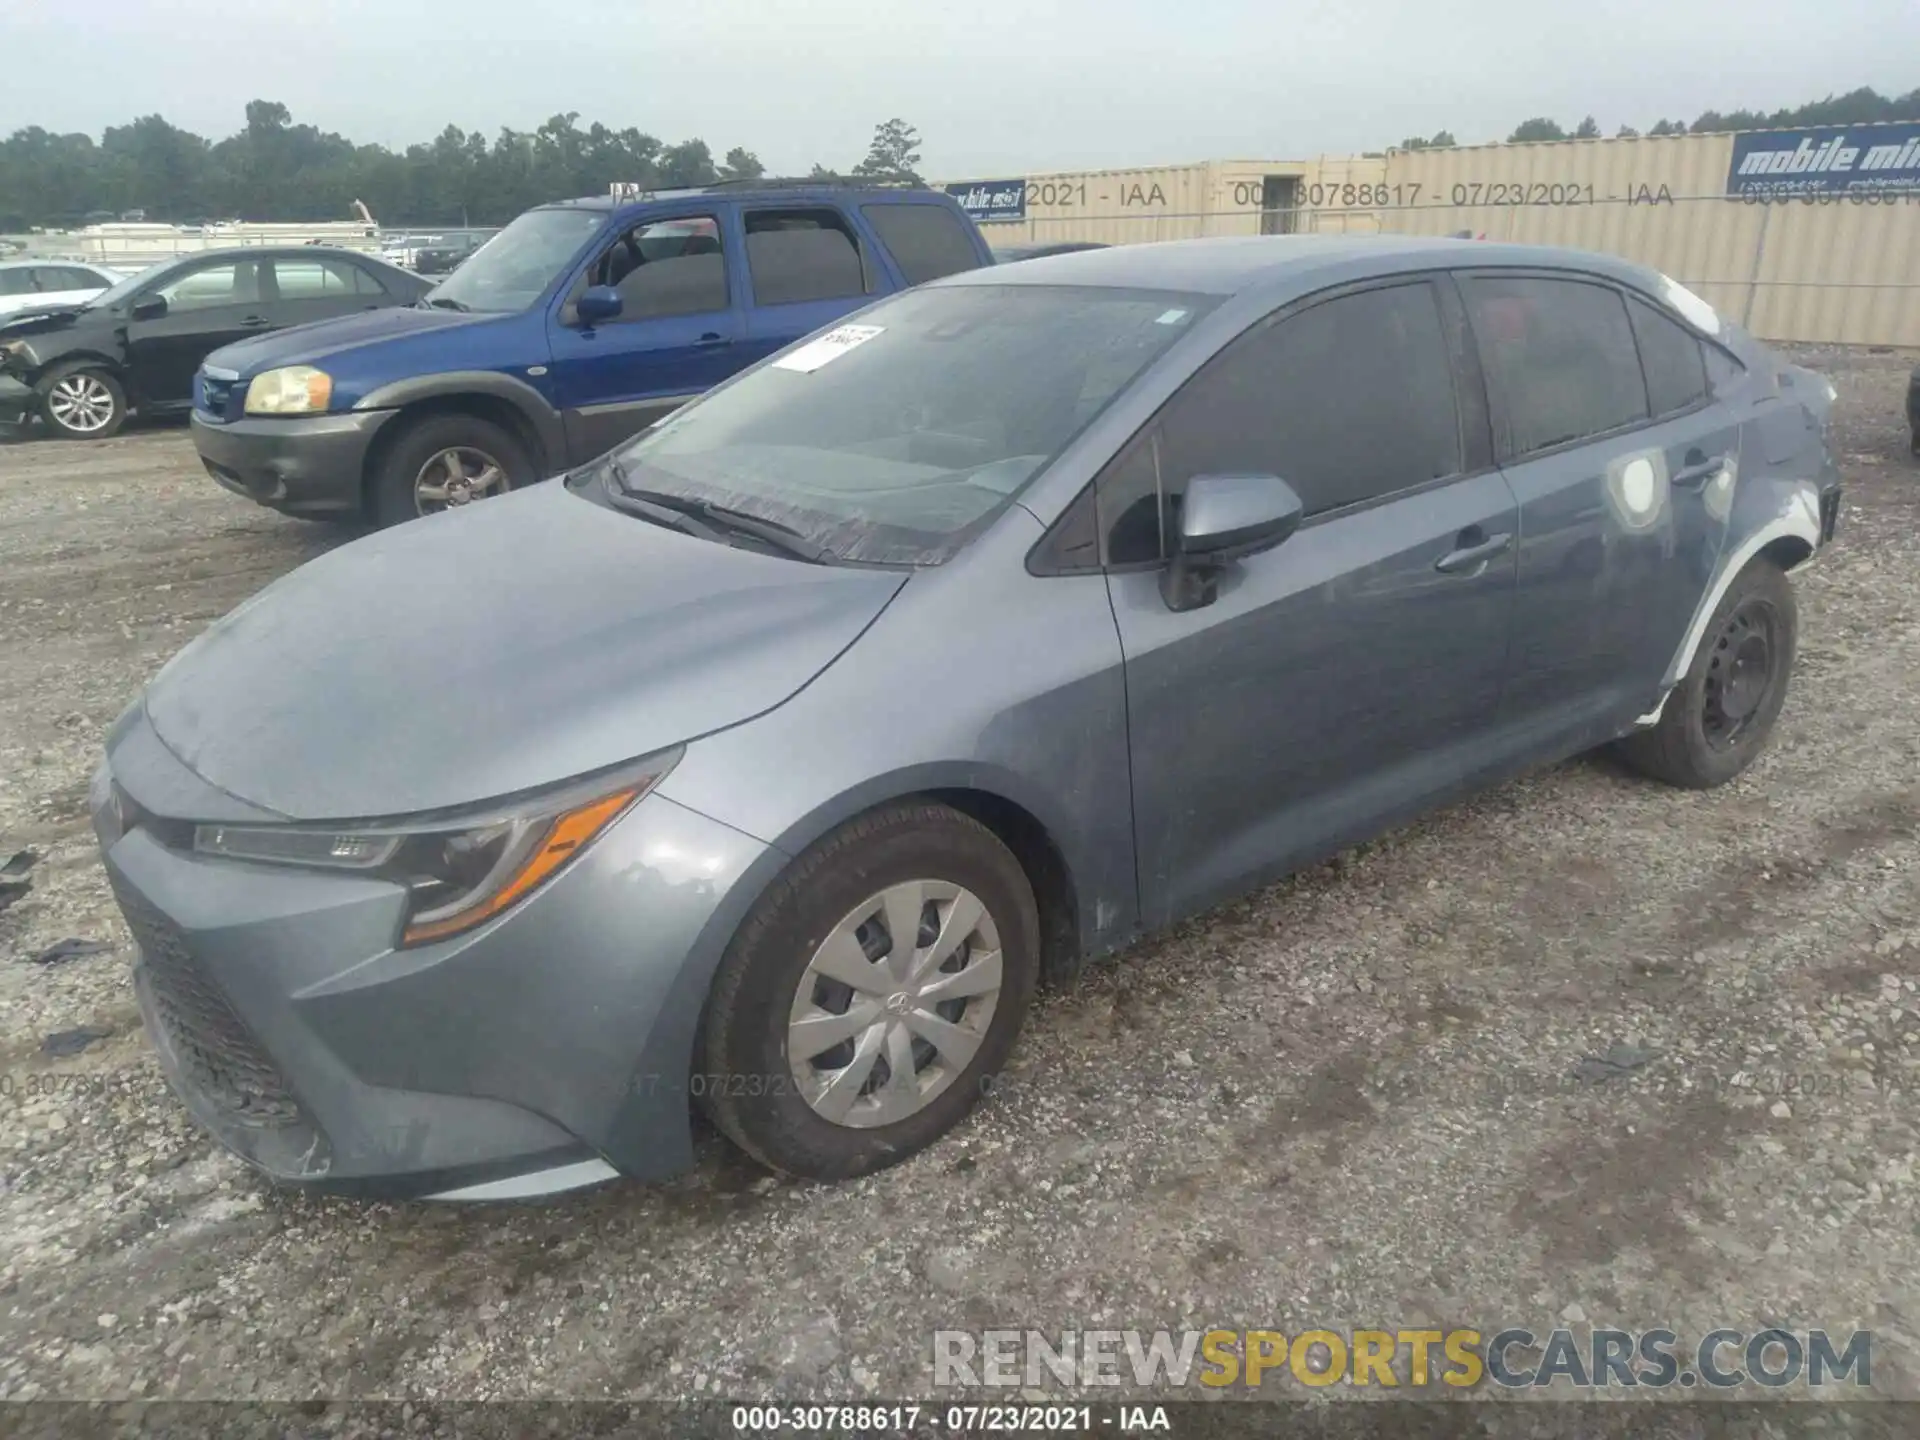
[1160,473,1304,613]
[575,286,623,326]
[129,295,167,321]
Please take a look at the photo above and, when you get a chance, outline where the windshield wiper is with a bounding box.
[599,483,729,543]
[421,295,470,311]
[609,473,830,564]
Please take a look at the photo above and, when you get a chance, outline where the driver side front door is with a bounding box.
[126,257,274,406]
[1100,278,1521,926]
[544,210,745,466]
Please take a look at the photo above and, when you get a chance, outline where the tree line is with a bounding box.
[0,102,925,231]
[3,84,1913,230]
[1398,84,1920,150]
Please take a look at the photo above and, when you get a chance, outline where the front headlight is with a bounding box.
[244,365,333,415]
[191,751,679,946]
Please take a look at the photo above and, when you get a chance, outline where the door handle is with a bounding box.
[1434,530,1513,575]
[695,332,730,347]
[1672,452,1728,490]
[239,315,273,328]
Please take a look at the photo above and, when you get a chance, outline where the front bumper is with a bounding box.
[94,710,773,1199]
[190,408,397,519]
[0,374,33,425]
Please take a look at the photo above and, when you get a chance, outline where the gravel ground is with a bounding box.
[1,354,1918,1411]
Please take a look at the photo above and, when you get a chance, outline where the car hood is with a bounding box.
[0,305,89,338]
[204,303,496,375]
[142,482,909,820]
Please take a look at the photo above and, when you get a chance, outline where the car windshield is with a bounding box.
[593,283,1215,565]
[75,261,167,310]
[423,206,606,313]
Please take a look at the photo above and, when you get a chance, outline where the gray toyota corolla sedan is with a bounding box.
[93,236,1841,1200]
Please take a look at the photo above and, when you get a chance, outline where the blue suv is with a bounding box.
[191,182,993,527]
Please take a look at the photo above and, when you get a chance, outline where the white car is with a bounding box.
[0,260,126,319]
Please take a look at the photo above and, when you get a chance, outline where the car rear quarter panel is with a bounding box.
[1655,378,1829,696]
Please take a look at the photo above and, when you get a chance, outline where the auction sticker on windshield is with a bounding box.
[773,324,885,374]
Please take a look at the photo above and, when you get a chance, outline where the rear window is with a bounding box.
[860,203,982,285]
[743,208,869,306]
[1464,275,1650,457]
[1627,294,1709,417]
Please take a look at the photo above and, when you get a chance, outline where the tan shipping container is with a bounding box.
[938,157,1388,249]
[1376,130,1920,345]
[942,133,1918,344]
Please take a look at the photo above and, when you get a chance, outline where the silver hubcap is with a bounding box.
[414,446,510,514]
[788,880,1003,1129]
[47,375,115,433]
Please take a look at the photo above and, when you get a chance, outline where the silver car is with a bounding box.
[94,237,1840,1199]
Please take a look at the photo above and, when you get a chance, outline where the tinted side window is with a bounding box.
[588,215,728,320]
[0,269,33,296]
[40,266,102,290]
[859,203,981,285]
[1097,282,1461,565]
[270,257,365,299]
[744,207,867,305]
[1627,294,1708,416]
[1464,275,1648,457]
[155,260,264,313]
[350,265,388,296]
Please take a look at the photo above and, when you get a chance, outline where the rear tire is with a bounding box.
[697,802,1040,1181]
[1616,559,1797,789]
[370,413,532,528]
[38,365,126,440]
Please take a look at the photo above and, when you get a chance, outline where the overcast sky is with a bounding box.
[3,0,1917,176]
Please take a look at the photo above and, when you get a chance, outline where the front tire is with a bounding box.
[1616,558,1797,789]
[697,802,1040,1181]
[38,366,126,440]
[370,413,532,528]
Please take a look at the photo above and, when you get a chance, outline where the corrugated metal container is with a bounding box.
[940,158,1388,248]
[1377,130,1920,345]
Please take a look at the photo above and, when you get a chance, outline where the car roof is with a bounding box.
[133,245,393,273]
[0,257,112,270]
[540,182,957,216]
[941,233,1663,298]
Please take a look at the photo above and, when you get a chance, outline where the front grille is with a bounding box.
[109,873,309,1133]
[195,371,239,422]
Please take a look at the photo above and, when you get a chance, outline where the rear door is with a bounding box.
[1103,277,1520,925]
[266,255,390,330]
[126,256,275,405]
[544,209,743,464]
[1460,271,1738,747]
[734,203,880,367]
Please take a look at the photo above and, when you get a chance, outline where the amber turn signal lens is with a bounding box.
[400,788,638,946]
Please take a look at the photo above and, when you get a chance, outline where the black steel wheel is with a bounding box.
[1615,558,1797,789]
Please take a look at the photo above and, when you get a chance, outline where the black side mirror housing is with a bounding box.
[1160,473,1305,612]
[129,295,167,321]
[575,286,623,326]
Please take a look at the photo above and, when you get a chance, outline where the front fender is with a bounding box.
[355,369,566,471]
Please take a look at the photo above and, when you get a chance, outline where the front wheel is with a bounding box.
[697,802,1041,1180]
[370,413,532,528]
[1616,558,1797,789]
[39,366,126,440]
